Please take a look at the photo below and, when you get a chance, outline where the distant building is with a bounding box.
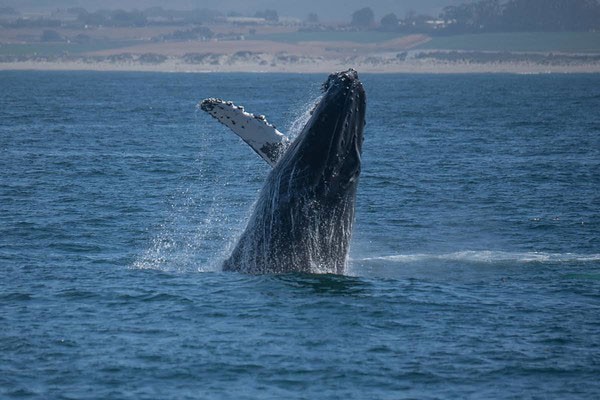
[426,19,447,29]
[223,17,267,25]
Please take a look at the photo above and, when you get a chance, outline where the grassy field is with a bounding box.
[416,32,600,53]
[0,40,139,56]
[252,30,411,44]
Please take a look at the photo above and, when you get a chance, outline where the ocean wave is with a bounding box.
[354,251,600,264]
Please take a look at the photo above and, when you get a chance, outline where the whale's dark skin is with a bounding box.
[223,69,366,274]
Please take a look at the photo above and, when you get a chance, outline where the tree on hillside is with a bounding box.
[474,0,502,30]
[41,29,62,42]
[380,13,399,31]
[440,0,600,33]
[351,7,375,29]
[307,12,319,24]
[0,7,18,15]
[503,0,600,31]
[441,0,501,32]
[111,9,146,27]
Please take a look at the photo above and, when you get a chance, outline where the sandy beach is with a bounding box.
[2,55,600,74]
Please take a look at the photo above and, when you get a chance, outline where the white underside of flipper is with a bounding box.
[200,98,289,167]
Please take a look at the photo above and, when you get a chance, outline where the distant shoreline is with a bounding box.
[2,58,600,74]
[3,30,600,75]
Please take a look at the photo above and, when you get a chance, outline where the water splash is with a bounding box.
[132,118,256,273]
[132,182,231,273]
[285,94,322,140]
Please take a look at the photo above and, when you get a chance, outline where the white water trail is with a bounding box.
[353,251,600,264]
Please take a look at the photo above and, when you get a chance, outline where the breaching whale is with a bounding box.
[200,69,366,274]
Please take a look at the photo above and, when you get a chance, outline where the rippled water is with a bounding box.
[1,71,599,399]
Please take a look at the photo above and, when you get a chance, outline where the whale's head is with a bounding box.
[277,69,366,200]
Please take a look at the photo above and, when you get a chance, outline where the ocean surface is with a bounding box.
[1,71,599,399]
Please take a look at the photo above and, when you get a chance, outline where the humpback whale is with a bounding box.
[200,69,366,274]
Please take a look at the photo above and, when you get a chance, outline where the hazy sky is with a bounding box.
[5,0,464,20]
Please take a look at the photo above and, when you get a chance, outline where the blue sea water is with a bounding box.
[1,71,599,399]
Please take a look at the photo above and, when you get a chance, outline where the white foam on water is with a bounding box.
[353,251,600,264]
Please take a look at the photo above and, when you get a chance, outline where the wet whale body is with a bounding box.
[201,69,366,274]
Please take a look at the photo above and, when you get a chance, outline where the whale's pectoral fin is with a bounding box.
[200,98,289,167]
